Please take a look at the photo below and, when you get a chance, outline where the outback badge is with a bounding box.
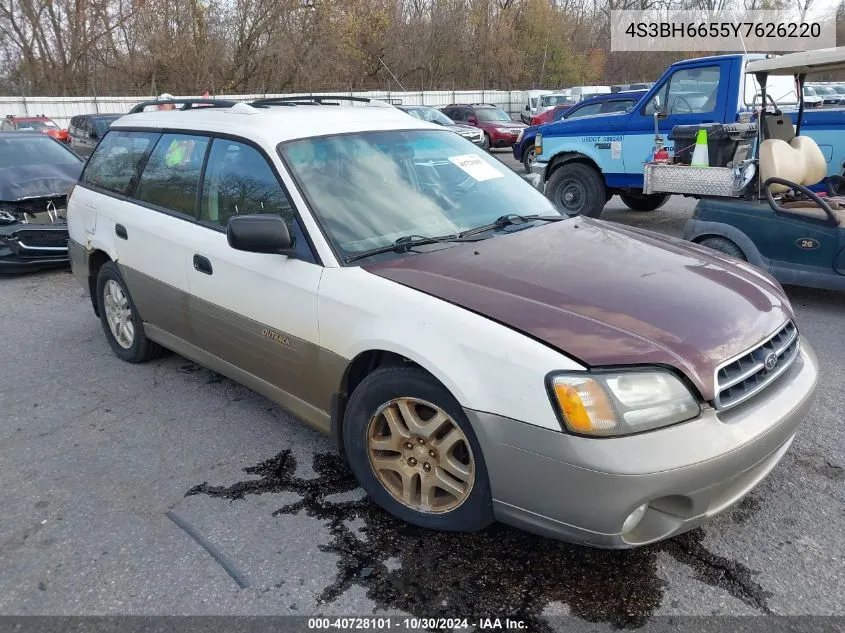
[262,329,292,346]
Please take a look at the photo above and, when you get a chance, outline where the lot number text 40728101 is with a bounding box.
[307,617,528,630]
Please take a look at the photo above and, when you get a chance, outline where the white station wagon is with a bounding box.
[67,97,818,548]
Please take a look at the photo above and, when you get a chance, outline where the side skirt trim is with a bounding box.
[144,323,331,435]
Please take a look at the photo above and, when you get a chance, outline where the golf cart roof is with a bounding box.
[746,47,845,76]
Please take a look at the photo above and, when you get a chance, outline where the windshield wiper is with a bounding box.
[344,233,480,263]
[458,213,565,238]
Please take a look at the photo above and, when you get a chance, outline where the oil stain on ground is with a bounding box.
[187,450,771,630]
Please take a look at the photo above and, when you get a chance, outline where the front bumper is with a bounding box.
[466,341,819,548]
[529,159,548,179]
[489,132,521,148]
[0,224,69,273]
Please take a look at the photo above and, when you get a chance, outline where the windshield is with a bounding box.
[15,120,58,131]
[811,85,834,96]
[0,135,80,169]
[832,86,845,94]
[475,108,512,122]
[540,95,572,107]
[402,107,454,126]
[92,116,122,135]
[281,130,559,262]
[745,74,798,106]
[804,86,817,96]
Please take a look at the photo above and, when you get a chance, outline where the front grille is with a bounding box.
[12,228,69,250]
[715,321,799,410]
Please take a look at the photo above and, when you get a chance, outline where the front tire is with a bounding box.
[698,236,747,261]
[620,192,670,212]
[343,366,493,532]
[481,133,491,152]
[522,145,536,173]
[545,163,606,218]
[96,261,163,363]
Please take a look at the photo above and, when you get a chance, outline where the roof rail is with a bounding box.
[128,98,238,114]
[251,95,395,108]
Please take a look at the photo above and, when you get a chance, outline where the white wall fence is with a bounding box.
[1,90,531,128]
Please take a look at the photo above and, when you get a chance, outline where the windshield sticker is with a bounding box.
[448,154,504,181]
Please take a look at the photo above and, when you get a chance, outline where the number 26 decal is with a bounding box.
[796,238,820,250]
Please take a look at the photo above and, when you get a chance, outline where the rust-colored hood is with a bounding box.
[364,218,794,401]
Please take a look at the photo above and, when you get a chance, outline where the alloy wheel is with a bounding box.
[366,397,475,513]
[103,279,135,349]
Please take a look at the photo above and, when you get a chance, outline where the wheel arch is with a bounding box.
[546,151,604,180]
[86,248,112,316]
[330,348,456,458]
[684,220,767,268]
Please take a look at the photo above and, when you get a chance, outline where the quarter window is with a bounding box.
[83,130,160,195]
[200,139,294,226]
[135,133,209,216]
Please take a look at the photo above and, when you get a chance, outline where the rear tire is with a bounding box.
[620,192,670,212]
[96,261,163,363]
[545,163,606,218]
[698,237,747,261]
[343,366,493,532]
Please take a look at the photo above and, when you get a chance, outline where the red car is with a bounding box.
[530,104,575,125]
[1,115,69,144]
[440,104,526,149]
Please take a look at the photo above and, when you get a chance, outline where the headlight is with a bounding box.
[516,130,524,142]
[548,370,700,437]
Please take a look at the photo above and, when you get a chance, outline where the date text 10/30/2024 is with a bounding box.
[307,617,528,630]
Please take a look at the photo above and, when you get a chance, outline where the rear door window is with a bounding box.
[135,133,209,216]
[83,130,160,195]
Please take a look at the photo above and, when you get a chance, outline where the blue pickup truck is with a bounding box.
[530,53,845,217]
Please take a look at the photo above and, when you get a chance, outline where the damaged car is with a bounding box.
[0,132,84,273]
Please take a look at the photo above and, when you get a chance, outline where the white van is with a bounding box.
[569,86,612,102]
[521,89,553,123]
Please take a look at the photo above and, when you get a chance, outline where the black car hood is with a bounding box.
[0,163,82,202]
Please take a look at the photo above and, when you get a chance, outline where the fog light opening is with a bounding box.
[622,503,649,534]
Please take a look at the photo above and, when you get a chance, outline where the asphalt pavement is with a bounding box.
[0,151,843,629]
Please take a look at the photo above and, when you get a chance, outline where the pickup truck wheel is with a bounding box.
[698,237,747,261]
[343,366,493,532]
[545,163,606,218]
[620,192,670,212]
[522,145,536,173]
[96,261,163,363]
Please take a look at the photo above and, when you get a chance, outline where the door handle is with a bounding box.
[193,254,213,275]
[115,224,128,240]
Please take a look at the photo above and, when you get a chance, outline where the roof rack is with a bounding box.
[250,95,395,108]
[128,98,238,114]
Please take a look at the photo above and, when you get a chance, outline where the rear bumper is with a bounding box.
[466,341,819,548]
[67,238,90,290]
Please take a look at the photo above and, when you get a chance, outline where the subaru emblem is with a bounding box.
[764,352,778,371]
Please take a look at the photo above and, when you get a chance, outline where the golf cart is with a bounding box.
[644,48,845,292]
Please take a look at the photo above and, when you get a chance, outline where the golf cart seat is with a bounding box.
[760,133,845,226]
[759,136,828,193]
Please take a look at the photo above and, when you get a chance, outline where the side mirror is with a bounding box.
[89,130,98,139]
[467,116,478,125]
[525,105,530,110]
[227,215,294,255]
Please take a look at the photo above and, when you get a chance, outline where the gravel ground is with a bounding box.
[0,150,842,628]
